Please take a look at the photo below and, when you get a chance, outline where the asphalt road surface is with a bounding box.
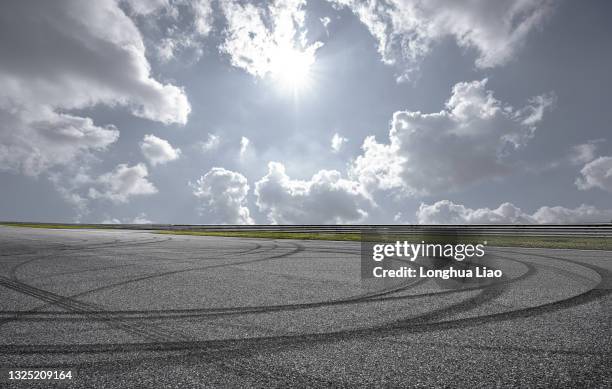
[0,226,610,388]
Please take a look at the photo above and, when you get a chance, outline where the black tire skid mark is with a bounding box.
[0,250,528,322]
[53,242,292,301]
[0,241,269,323]
[0,242,339,387]
[7,234,260,286]
[1,250,608,387]
[4,235,173,269]
[19,241,266,283]
[490,247,609,283]
[0,237,124,258]
[6,300,609,389]
[490,247,612,313]
[0,275,192,344]
[0,253,532,347]
[380,248,605,328]
[0,246,472,321]
[2,285,606,356]
[0,231,93,258]
[0,248,607,364]
[361,253,535,331]
[3,292,606,387]
[0,241,280,326]
[1,240,341,388]
[5,236,174,280]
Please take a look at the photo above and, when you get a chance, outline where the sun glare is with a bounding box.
[271,46,315,92]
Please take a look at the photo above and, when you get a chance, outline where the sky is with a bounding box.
[1,0,612,225]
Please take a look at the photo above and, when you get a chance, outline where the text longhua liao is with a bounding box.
[370,241,502,279]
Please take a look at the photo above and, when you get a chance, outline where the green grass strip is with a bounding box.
[155,230,362,241]
[155,230,612,250]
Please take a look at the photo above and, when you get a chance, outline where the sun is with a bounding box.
[270,46,315,92]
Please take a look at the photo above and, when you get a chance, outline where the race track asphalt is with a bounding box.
[0,226,610,388]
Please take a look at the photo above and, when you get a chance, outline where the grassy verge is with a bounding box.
[466,235,612,250]
[155,230,612,250]
[155,230,362,241]
[2,223,611,250]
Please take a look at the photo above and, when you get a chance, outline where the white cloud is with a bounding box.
[350,79,554,196]
[219,0,323,79]
[417,200,535,224]
[0,0,190,176]
[48,163,158,218]
[532,205,612,224]
[140,134,181,166]
[199,133,221,152]
[255,162,370,224]
[0,107,119,177]
[417,200,612,224]
[331,133,348,153]
[125,0,214,62]
[576,156,612,193]
[331,0,553,80]
[240,136,250,157]
[89,163,158,203]
[191,167,254,224]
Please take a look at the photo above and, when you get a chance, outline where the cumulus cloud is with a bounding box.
[417,200,612,224]
[331,133,348,153]
[0,0,190,176]
[0,107,119,177]
[219,0,323,79]
[532,205,612,224]
[89,163,158,203]
[255,162,370,224]
[575,156,612,193]
[331,0,553,80]
[417,200,535,224]
[191,167,254,224]
[140,134,181,166]
[350,79,554,196]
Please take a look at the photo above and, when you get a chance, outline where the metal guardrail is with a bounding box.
[4,223,612,237]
